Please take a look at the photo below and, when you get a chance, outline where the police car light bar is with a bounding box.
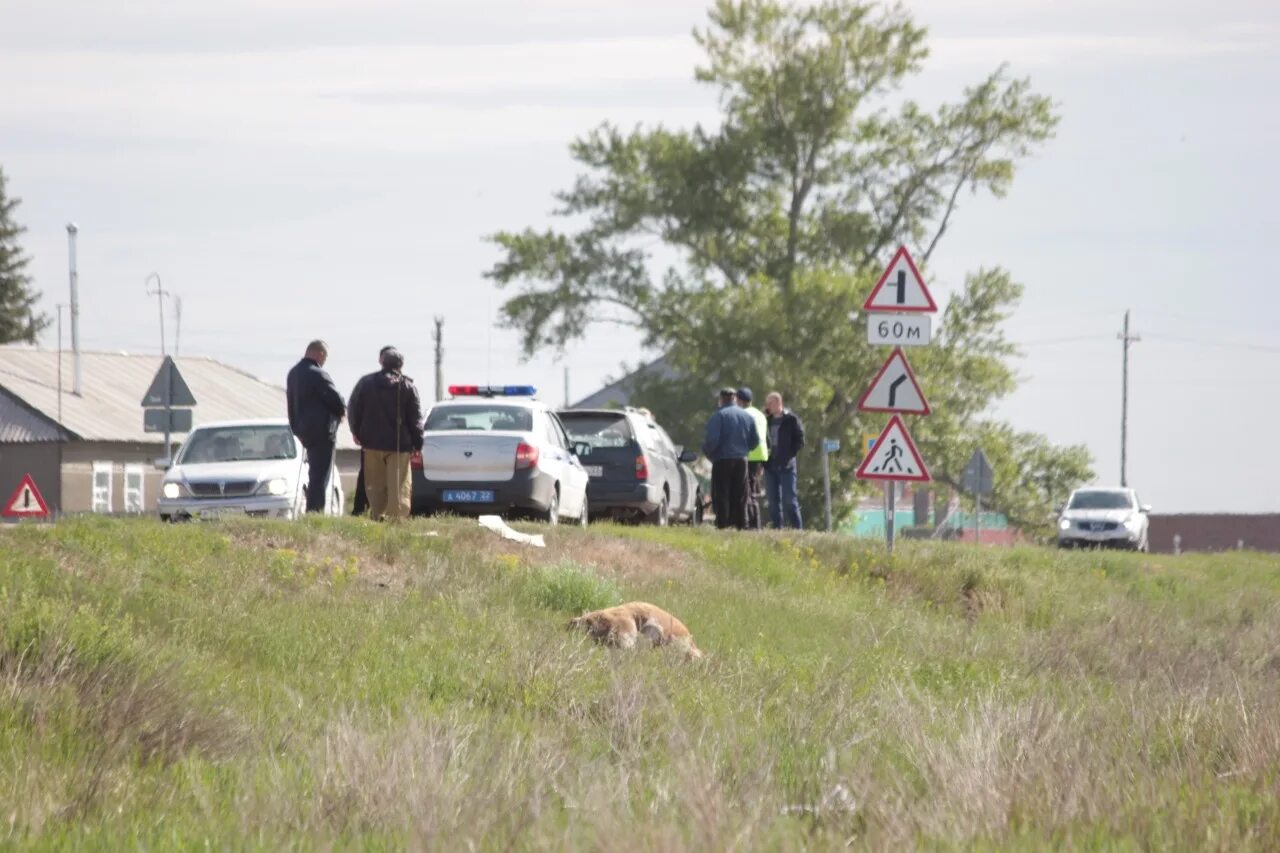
[448,385,537,397]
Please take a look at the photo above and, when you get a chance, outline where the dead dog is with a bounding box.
[568,601,703,660]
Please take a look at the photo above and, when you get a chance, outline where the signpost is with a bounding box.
[962,448,994,544]
[141,355,197,465]
[857,246,938,552]
[821,438,840,532]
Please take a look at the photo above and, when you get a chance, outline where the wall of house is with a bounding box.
[0,443,62,516]
[1148,514,1280,554]
[57,442,362,515]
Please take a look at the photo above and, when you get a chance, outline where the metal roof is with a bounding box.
[0,391,68,442]
[571,355,679,409]
[0,346,357,448]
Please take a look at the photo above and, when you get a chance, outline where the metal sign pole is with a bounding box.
[163,362,173,466]
[974,491,981,544]
[886,482,896,554]
[822,445,833,532]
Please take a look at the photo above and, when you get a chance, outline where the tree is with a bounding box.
[488,0,1092,534]
[0,167,46,344]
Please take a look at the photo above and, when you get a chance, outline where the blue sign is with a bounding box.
[823,438,840,452]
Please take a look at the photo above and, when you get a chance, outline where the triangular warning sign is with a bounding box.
[857,347,930,415]
[141,356,197,408]
[3,474,50,518]
[863,246,937,313]
[855,415,931,483]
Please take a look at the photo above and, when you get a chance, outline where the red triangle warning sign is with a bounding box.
[3,473,50,518]
[857,347,930,415]
[863,246,937,313]
[855,416,931,483]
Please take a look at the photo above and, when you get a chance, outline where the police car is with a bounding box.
[410,385,590,525]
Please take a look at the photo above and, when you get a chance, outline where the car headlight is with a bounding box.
[1058,518,1071,531]
[162,482,185,499]
[257,478,290,496]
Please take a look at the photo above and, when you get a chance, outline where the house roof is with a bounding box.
[571,355,679,409]
[0,346,357,448]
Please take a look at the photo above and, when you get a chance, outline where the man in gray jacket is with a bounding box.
[702,387,759,530]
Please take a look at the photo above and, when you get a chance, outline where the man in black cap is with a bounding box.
[701,387,759,530]
[736,386,769,530]
[286,339,346,513]
[348,347,424,521]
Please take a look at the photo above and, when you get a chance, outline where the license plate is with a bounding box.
[199,506,241,520]
[585,466,603,477]
[443,490,495,503]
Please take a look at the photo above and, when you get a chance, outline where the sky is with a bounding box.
[3,0,1278,512]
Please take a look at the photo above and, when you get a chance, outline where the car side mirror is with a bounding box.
[679,449,698,464]
[573,441,592,459]
[1140,504,1152,513]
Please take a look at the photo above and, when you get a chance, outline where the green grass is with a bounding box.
[2,516,1279,849]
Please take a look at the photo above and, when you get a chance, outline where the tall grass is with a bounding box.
[1,516,1278,848]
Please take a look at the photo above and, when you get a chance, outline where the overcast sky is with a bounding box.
[4,0,1278,512]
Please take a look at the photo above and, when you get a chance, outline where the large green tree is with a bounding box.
[488,0,1092,533]
[0,168,46,344]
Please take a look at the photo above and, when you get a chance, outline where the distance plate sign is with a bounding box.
[866,314,931,347]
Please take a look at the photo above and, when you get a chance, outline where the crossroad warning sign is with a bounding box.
[863,246,937,313]
[855,416,931,483]
[857,347,930,414]
[3,474,50,518]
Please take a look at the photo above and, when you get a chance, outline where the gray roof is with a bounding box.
[572,355,680,409]
[0,392,68,442]
[0,346,357,448]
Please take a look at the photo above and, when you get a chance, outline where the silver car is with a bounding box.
[1056,487,1151,551]
[157,419,343,521]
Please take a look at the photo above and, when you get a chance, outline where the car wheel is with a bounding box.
[649,492,670,527]
[541,487,560,525]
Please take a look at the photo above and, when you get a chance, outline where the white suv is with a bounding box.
[410,385,590,525]
[1056,487,1151,551]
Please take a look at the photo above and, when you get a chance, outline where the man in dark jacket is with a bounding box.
[702,387,759,530]
[764,391,805,529]
[348,347,424,521]
[286,340,346,513]
[351,345,396,517]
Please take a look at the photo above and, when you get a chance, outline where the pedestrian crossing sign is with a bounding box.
[855,416,931,483]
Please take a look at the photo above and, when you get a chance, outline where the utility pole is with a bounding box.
[1118,309,1140,487]
[173,295,183,357]
[65,223,82,396]
[432,316,444,402]
[145,273,168,356]
[564,366,570,408]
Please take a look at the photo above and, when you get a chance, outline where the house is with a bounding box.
[571,355,679,409]
[0,346,359,516]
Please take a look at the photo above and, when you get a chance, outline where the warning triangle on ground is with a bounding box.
[863,246,937,313]
[3,473,50,518]
[855,415,931,483]
[141,356,197,408]
[857,347,930,415]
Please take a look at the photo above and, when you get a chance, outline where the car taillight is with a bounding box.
[515,442,540,470]
[410,450,423,470]
[635,454,649,480]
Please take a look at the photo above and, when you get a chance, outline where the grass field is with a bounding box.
[2,516,1278,849]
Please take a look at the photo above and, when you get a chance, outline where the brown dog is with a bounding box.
[568,601,704,660]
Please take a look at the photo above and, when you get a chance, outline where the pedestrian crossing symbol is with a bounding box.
[3,473,50,518]
[855,416,931,483]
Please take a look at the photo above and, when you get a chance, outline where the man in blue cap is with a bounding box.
[702,387,759,530]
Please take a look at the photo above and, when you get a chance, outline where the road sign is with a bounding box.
[962,448,994,495]
[822,438,840,452]
[857,347,930,415]
[862,433,879,457]
[141,356,197,408]
[866,314,931,347]
[3,474,50,518]
[144,407,193,434]
[863,246,937,313]
[855,415,931,483]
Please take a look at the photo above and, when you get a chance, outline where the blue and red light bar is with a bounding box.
[448,385,537,397]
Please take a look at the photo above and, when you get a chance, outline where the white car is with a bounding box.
[157,418,343,521]
[410,385,590,525]
[1056,487,1151,551]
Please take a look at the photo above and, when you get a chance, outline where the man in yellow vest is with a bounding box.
[737,387,769,530]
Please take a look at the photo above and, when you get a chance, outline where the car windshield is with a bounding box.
[178,426,296,464]
[558,413,633,448]
[424,404,533,432]
[1068,490,1133,510]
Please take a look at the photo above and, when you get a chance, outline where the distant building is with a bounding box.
[0,346,359,515]
[572,355,679,409]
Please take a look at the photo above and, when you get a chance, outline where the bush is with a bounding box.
[523,562,621,614]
